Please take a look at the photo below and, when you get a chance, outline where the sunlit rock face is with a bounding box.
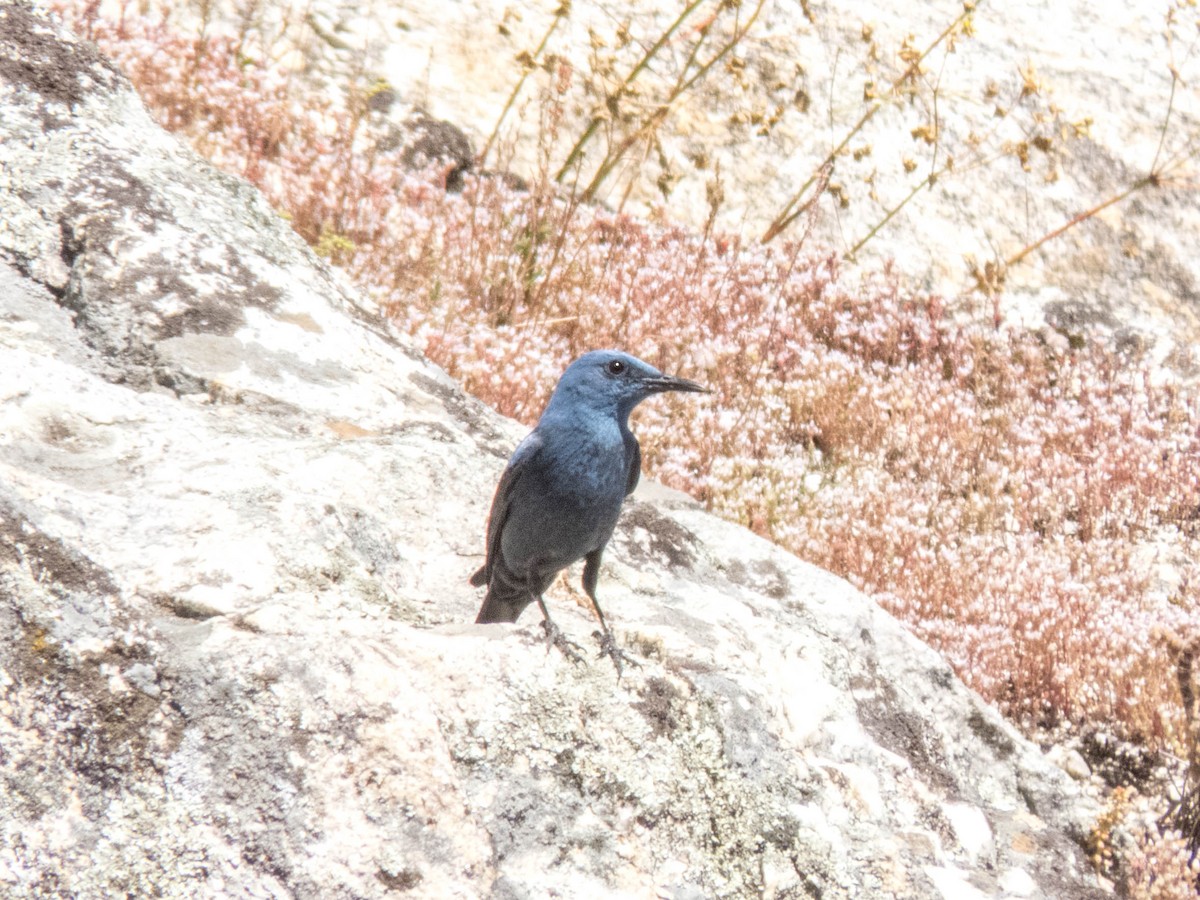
[264,0,1200,369]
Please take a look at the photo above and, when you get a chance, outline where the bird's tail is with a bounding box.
[474,590,524,624]
[472,565,534,623]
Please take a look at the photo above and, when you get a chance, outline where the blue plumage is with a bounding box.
[471,350,707,668]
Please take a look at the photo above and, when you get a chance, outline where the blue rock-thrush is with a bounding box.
[471,349,708,670]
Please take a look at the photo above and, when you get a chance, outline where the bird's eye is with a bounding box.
[607,359,627,375]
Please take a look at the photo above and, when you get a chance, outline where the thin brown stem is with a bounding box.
[1003,176,1153,272]
[479,4,569,167]
[573,0,766,203]
[1150,68,1178,178]
[555,0,709,183]
[762,2,977,243]
[846,168,942,260]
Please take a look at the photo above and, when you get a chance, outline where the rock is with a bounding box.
[0,4,1107,897]
[397,111,475,192]
[1046,745,1093,782]
[251,0,1200,372]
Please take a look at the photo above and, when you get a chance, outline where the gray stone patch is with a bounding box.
[724,556,791,599]
[617,501,699,571]
[409,368,514,456]
[632,674,684,738]
[852,635,960,798]
[0,2,123,121]
[967,708,1017,761]
[691,672,789,777]
[0,498,117,597]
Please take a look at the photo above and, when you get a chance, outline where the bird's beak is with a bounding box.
[645,374,711,395]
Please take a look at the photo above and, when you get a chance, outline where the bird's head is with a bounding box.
[545,350,709,422]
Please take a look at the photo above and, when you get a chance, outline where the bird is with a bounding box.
[471,349,708,671]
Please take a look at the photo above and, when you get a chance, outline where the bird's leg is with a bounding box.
[582,551,640,677]
[536,596,585,665]
[590,605,641,678]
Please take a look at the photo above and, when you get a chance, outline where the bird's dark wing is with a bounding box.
[473,433,543,586]
[624,433,641,496]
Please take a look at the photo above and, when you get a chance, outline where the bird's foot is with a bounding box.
[594,629,640,678]
[541,618,585,665]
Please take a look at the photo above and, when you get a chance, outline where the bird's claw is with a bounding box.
[593,629,640,677]
[541,618,585,665]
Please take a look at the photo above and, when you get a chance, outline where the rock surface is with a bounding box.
[260,0,1200,370]
[0,5,1108,897]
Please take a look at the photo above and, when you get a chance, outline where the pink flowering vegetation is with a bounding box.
[1126,828,1200,900]
[58,0,1200,769]
[1093,786,1200,899]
